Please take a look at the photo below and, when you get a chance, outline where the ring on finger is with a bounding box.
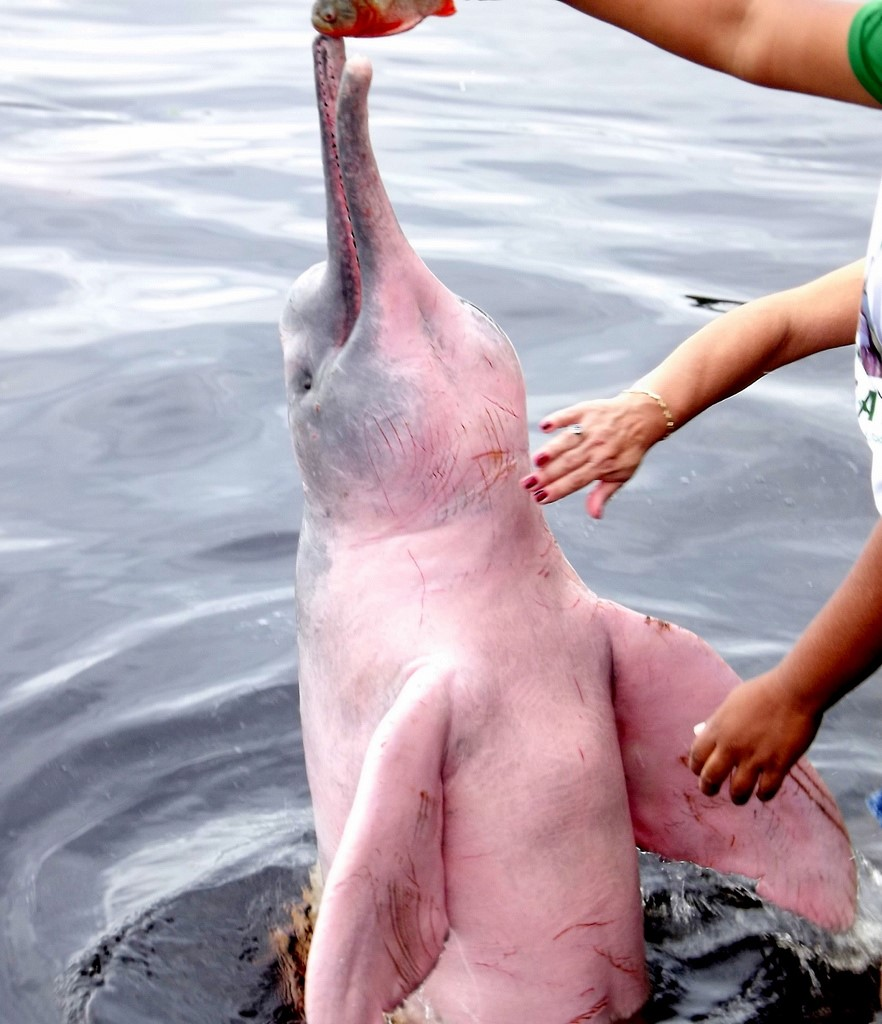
[568,424,584,436]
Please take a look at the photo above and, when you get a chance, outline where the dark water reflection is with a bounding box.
[2,1,882,1021]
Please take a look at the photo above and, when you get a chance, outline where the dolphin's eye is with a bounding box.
[299,368,313,392]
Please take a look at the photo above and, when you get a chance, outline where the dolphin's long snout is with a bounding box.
[312,35,427,349]
[312,35,361,344]
[334,54,423,298]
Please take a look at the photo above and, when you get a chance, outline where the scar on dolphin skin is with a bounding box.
[643,615,671,631]
[473,959,518,979]
[413,789,434,838]
[681,741,848,837]
[383,881,433,992]
[407,550,427,627]
[479,393,519,419]
[363,422,396,514]
[471,448,508,466]
[592,946,642,977]
[789,761,851,835]
[567,996,610,1022]
[373,414,408,456]
[402,419,426,453]
[404,855,419,888]
[682,789,738,848]
[471,449,514,500]
[552,920,614,941]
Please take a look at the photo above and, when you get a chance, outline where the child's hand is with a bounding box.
[688,671,822,803]
[520,392,669,518]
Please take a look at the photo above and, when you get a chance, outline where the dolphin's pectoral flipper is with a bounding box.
[305,663,452,1022]
[603,600,857,933]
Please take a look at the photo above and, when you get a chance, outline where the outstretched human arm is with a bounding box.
[689,517,882,803]
[556,0,879,107]
[522,260,865,517]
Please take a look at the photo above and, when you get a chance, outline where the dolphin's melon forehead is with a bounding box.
[343,54,372,76]
[288,262,326,302]
[280,264,327,335]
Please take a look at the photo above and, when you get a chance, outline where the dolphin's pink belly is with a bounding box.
[425,715,648,1023]
[300,548,650,1021]
[298,545,614,861]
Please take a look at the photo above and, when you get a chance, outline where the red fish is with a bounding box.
[311,0,456,37]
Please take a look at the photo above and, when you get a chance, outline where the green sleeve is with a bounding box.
[849,1,882,103]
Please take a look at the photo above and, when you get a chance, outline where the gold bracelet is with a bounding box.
[621,388,675,436]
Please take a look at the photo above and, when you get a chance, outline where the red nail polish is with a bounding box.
[534,454,549,467]
[521,475,538,489]
[534,489,548,502]
[539,421,553,431]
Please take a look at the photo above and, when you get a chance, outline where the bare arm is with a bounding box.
[690,516,882,802]
[635,259,865,428]
[557,0,879,107]
[524,260,865,516]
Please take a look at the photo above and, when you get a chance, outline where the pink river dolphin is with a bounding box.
[279,35,858,1024]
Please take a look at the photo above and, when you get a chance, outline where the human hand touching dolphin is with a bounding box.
[311,0,456,36]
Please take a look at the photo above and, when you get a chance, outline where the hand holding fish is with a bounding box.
[312,0,456,37]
